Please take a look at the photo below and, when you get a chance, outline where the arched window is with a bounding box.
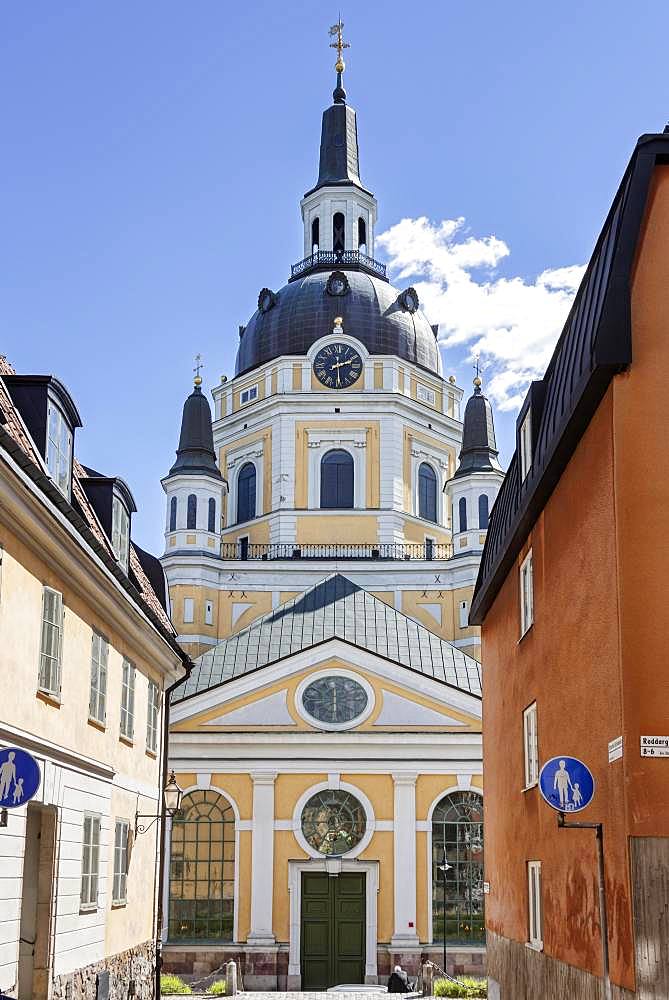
[208,497,217,533]
[311,217,320,253]
[458,497,468,533]
[168,790,235,942]
[358,217,367,253]
[320,449,354,509]
[187,494,197,530]
[169,496,177,532]
[236,463,256,524]
[418,463,437,523]
[333,212,345,254]
[432,791,484,945]
[478,494,489,530]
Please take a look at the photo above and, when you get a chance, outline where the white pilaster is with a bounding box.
[248,770,278,944]
[390,772,420,948]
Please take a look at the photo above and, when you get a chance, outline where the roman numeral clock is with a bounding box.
[313,342,363,389]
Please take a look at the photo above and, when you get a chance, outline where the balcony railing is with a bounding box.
[290,249,387,281]
[220,541,452,561]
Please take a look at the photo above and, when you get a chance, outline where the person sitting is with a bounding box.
[387,964,411,993]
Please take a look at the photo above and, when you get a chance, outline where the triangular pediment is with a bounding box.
[172,574,481,706]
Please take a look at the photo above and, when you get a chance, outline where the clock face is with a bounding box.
[302,676,368,725]
[313,343,363,389]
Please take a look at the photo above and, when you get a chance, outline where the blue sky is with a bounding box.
[3,1,669,553]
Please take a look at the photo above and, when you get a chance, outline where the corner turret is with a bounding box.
[445,377,504,557]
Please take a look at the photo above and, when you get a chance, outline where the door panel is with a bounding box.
[301,872,365,988]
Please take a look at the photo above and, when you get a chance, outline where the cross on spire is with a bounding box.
[193,353,204,386]
[329,16,350,69]
[473,354,483,393]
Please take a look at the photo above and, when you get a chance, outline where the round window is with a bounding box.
[301,789,366,856]
[302,675,368,725]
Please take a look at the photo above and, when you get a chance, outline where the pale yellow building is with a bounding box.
[0,356,188,1000]
[161,50,503,991]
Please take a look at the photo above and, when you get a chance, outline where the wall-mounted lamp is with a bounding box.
[135,770,183,836]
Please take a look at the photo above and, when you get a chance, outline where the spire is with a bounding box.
[168,368,222,479]
[453,376,502,479]
[305,20,368,196]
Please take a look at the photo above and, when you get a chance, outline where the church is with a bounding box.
[160,26,502,991]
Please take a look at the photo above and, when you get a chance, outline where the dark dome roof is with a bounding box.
[168,384,222,478]
[235,270,441,376]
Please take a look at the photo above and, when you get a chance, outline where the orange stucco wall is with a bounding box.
[481,164,669,994]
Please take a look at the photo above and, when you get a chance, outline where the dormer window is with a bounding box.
[519,409,532,482]
[46,397,73,499]
[111,492,130,572]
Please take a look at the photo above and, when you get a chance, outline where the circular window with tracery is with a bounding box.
[301,789,366,856]
[302,675,368,725]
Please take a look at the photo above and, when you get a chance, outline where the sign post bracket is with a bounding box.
[557,813,611,1000]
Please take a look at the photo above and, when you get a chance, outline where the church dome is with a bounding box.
[235,269,441,377]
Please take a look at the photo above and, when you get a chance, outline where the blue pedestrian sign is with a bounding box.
[0,747,41,809]
[539,755,595,813]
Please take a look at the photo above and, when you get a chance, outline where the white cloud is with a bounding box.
[376,217,585,411]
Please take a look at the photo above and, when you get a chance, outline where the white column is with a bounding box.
[248,771,277,944]
[391,772,420,948]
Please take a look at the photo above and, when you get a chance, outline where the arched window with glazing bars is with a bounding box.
[320,449,354,509]
[236,463,256,523]
[418,463,437,523]
[168,790,236,942]
[432,790,484,945]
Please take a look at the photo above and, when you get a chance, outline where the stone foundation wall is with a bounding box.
[52,939,156,1000]
[163,942,486,990]
[486,930,634,1000]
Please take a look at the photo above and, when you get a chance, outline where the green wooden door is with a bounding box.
[301,872,366,988]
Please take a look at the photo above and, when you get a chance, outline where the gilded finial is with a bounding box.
[329,17,349,103]
[329,16,350,71]
[473,355,482,391]
[193,353,204,387]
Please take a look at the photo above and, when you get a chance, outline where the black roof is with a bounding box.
[235,269,440,377]
[172,574,482,704]
[304,86,371,197]
[470,131,669,624]
[453,381,502,479]
[168,383,222,479]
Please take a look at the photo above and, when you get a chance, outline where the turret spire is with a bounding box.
[453,375,502,478]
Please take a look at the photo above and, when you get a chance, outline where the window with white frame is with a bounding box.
[111,493,130,573]
[519,410,532,481]
[527,860,543,949]
[520,550,534,637]
[240,384,258,405]
[89,631,108,724]
[46,398,73,498]
[112,819,129,905]
[120,659,135,740]
[459,600,469,629]
[523,702,539,788]
[80,813,101,910]
[183,598,194,623]
[39,586,63,697]
[417,383,436,405]
[205,600,214,626]
[146,680,160,754]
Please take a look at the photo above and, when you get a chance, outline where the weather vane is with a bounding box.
[193,353,204,386]
[329,16,350,71]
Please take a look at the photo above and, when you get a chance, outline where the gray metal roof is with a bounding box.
[172,574,482,704]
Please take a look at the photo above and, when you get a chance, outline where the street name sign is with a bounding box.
[539,755,595,813]
[0,747,41,808]
[640,735,669,757]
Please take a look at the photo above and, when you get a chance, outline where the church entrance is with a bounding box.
[300,871,366,988]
